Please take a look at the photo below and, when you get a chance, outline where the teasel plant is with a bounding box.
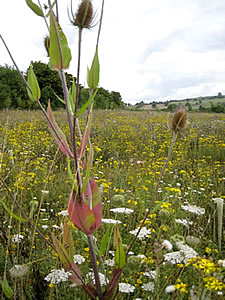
[0,0,188,299]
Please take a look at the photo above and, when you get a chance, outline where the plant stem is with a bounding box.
[88,235,102,299]
[126,132,177,256]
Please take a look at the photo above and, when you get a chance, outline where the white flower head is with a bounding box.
[162,240,173,251]
[129,227,151,240]
[110,207,134,214]
[58,210,69,216]
[142,281,155,291]
[73,254,85,264]
[86,272,108,285]
[44,268,72,284]
[12,234,24,243]
[102,218,122,224]
[165,285,176,293]
[181,204,205,215]
[119,283,135,293]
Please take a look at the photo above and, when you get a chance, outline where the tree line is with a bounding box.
[0,62,125,110]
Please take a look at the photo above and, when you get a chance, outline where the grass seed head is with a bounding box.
[171,106,187,132]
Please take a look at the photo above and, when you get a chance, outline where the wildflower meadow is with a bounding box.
[0,1,225,299]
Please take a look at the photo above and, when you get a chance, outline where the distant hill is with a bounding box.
[132,94,225,113]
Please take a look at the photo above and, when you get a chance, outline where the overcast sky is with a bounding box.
[1,0,225,104]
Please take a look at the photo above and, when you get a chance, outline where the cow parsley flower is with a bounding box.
[162,240,173,251]
[58,210,69,216]
[86,272,108,285]
[165,285,176,293]
[175,218,193,227]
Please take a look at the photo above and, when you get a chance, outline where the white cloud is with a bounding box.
[1,0,225,104]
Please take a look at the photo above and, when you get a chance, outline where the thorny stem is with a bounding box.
[126,132,177,256]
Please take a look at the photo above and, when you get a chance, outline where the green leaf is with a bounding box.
[87,47,100,89]
[77,88,98,118]
[49,12,71,70]
[46,1,56,17]
[68,79,76,115]
[54,93,66,105]
[81,146,93,193]
[27,64,41,102]
[67,157,78,193]
[0,278,13,299]
[1,200,27,222]
[63,221,74,260]
[100,225,112,256]
[52,233,73,267]
[114,224,125,269]
[25,0,44,17]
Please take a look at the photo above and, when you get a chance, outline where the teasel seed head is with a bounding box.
[70,0,94,29]
[171,106,187,132]
[44,36,50,57]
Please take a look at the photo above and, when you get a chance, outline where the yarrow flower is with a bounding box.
[119,283,135,293]
[129,227,151,240]
[44,269,72,284]
[110,207,134,214]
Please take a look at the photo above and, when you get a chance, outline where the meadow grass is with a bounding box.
[0,109,225,299]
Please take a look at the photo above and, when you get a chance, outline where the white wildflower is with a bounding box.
[58,210,69,216]
[176,241,198,264]
[129,227,151,240]
[119,283,135,293]
[164,251,184,264]
[218,260,225,267]
[143,271,156,280]
[12,234,24,243]
[110,207,134,214]
[142,281,155,291]
[41,225,48,230]
[73,254,85,264]
[181,204,205,215]
[162,240,173,251]
[52,225,61,229]
[175,218,193,227]
[41,190,49,194]
[105,259,114,267]
[102,218,122,224]
[86,272,108,285]
[44,268,72,284]
[165,285,176,293]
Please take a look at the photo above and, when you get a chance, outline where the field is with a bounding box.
[0,110,225,299]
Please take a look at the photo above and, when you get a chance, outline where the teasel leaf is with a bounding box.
[87,46,99,89]
[49,11,71,70]
[25,0,44,17]
[27,64,41,102]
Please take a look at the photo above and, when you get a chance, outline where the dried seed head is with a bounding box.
[171,106,187,132]
[75,0,93,29]
[44,36,50,57]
